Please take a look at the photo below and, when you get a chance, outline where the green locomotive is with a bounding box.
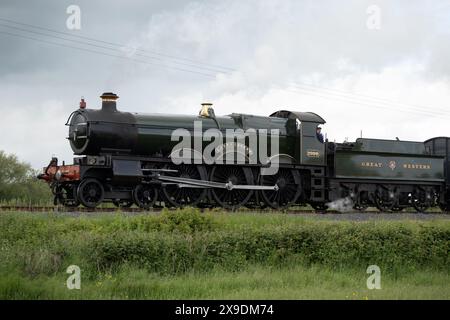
[38,92,449,212]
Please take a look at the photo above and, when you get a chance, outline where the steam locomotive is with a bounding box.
[38,92,450,211]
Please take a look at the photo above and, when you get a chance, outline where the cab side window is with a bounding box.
[316,126,324,143]
[435,138,446,156]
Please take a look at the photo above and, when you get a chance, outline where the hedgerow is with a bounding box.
[0,209,448,278]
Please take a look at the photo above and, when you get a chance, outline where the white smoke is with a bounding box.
[326,197,355,212]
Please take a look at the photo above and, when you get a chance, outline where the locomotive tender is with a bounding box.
[38,92,450,211]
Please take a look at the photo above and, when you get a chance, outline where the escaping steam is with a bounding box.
[326,197,354,212]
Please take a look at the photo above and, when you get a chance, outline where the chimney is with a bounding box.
[199,102,213,117]
[100,92,119,112]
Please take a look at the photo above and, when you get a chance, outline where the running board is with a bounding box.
[157,175,279,191]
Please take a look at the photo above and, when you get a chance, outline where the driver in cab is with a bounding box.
[316,126,324,143]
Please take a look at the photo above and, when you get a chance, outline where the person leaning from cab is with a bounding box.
[316,126,324,143]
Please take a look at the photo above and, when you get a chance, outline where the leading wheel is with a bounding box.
[53,184,80,208]
[133,184,157,209]
[77,178,104,208]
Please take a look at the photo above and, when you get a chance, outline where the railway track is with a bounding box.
[0,205,447,215]
[0,205,151,213]
[0,205,328,214]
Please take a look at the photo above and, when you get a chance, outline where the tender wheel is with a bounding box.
[353,203,368,211]
[259,169,301,209]
[412,188,432,213]
[311,202,328,212]
[161,164,207,207]
[439,203,449,213]
[352,190,369,211]
[210,166,253,210]
[133,184,157,209]
[77,178,104,208]
[374,185,397,212]
[113,199,133,208]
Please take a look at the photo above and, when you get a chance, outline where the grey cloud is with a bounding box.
[0,0,449,168]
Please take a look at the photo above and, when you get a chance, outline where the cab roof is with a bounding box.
[269,110,326,124]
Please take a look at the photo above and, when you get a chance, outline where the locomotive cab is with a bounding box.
[270,110,326,166]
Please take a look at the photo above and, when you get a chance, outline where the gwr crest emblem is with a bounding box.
[388,160,396,171]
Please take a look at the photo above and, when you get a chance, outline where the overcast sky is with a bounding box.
[0,0,449,169]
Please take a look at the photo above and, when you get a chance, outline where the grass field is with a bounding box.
[0,209,448,299]
[2,264,449,300]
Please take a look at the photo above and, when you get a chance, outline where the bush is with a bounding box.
[0,211,448,278]
[85,219,450,275]
[103,208,217,234]
[158,207,217,233]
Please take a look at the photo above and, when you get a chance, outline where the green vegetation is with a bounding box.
[2,264,448,300]
[0,208,448,299]
[0,151,52,205]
